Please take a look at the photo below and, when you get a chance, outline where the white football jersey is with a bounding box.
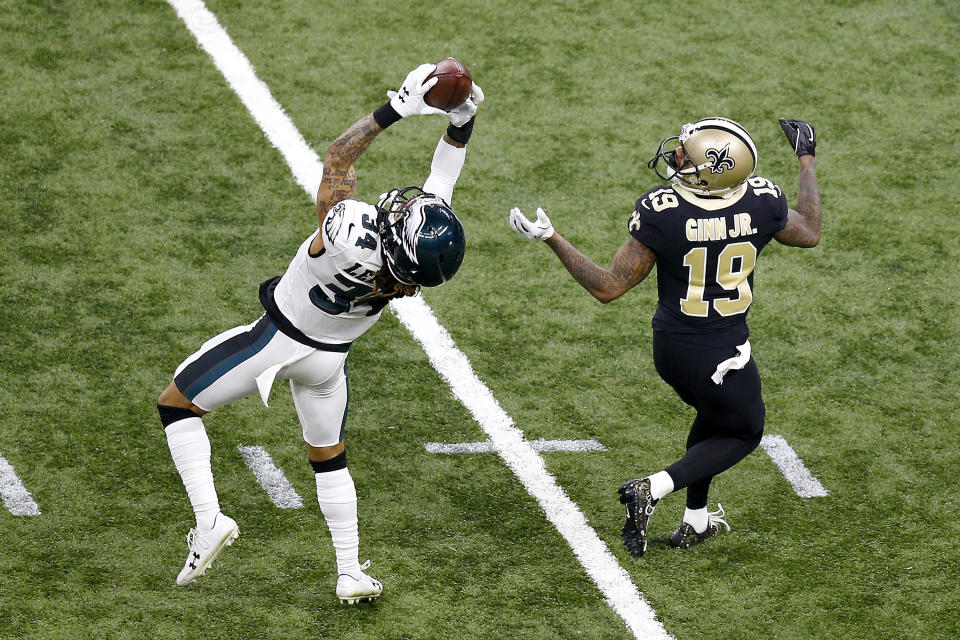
[272,200,390,344]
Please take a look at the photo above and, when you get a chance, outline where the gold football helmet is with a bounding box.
[648,117,757,197]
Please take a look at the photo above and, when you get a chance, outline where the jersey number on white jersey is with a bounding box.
[308,262,386,317]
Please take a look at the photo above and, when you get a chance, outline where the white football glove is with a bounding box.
[446,83,485,127]
[386,64,448,118]
[377,189,401,211]
[509,206,555,241]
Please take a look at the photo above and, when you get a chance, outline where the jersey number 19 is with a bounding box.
[680,241,758,317]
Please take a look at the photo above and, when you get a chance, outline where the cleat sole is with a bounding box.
[339,594,379,605]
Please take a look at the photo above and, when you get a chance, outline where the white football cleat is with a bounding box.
[336,561,382,605]
[176,513,239,586]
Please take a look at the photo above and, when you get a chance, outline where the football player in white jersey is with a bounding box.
[156,63,483,604]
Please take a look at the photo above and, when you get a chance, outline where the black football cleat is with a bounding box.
[669,504,731,549]
[618,478,658,557]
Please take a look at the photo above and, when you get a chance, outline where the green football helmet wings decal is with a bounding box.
[377,186,466,287]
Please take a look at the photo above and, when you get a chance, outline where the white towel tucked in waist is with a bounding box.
[711,340,751,385]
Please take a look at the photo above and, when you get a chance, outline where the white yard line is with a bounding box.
[166,1,672,637]
[393,298,671,639]
[425,438,608,454]
[0,453,41,516]
[237,445,305,509]
[165,0,322,200]
[760,435,830,498]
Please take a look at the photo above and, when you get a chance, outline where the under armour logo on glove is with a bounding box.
[386,64,446,119]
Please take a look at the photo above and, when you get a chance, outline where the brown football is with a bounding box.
[424,58,472,111]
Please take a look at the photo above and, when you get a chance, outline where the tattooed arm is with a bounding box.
[308,115,383,254]
[775,156,822,248]
[315,114,383,226]
[775,118,822,248]
[544,233,657,303]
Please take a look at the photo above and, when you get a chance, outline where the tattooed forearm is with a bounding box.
[797,157,822,237]
[776,156,822,247]
[316,114,383,224]
[550,235,605,286]
[546,234,655,303]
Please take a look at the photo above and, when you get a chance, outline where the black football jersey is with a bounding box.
[629,178,788,347]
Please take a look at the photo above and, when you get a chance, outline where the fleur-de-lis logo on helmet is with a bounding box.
[648,117,757,196]
[705,143,736,174]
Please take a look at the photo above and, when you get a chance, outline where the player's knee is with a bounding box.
[157,381,205,427]
[726,397,765,436]
[309,449,347,473]
[157,404,201,428]
[740,408,765,437]
[157,381,191,408]
[747,401,766,435]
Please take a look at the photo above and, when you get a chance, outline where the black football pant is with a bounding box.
[652,332,765,510]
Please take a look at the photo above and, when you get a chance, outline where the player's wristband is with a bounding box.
[446,116,474,145]
[373,102,402,129]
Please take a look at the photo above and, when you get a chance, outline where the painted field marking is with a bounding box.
[237,445,305,509]
[392,297,671,639]
[760,435,829,498]
[425,438,607,454]
[164,1,322,199]
[166,2,672,638]
[428,435,829,499]
[0,453,41,516]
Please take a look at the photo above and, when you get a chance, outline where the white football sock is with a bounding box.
[165,417,220,531]
[315,467,360,577]
[683,507,709,534]
[648,470,675,501]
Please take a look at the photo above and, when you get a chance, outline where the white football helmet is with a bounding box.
[648,117,757,197]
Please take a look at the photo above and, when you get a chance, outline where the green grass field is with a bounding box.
[1,0,958,638]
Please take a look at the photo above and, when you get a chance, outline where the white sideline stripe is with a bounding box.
[0,453,41,516]
[238,446,304,509]
[167,3,671,638]
[760,435,829,498]
[425,438,608,454]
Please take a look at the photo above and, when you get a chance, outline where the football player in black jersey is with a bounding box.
[509,117,821,556]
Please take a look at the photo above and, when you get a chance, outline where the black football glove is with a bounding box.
[779,118,816,157]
